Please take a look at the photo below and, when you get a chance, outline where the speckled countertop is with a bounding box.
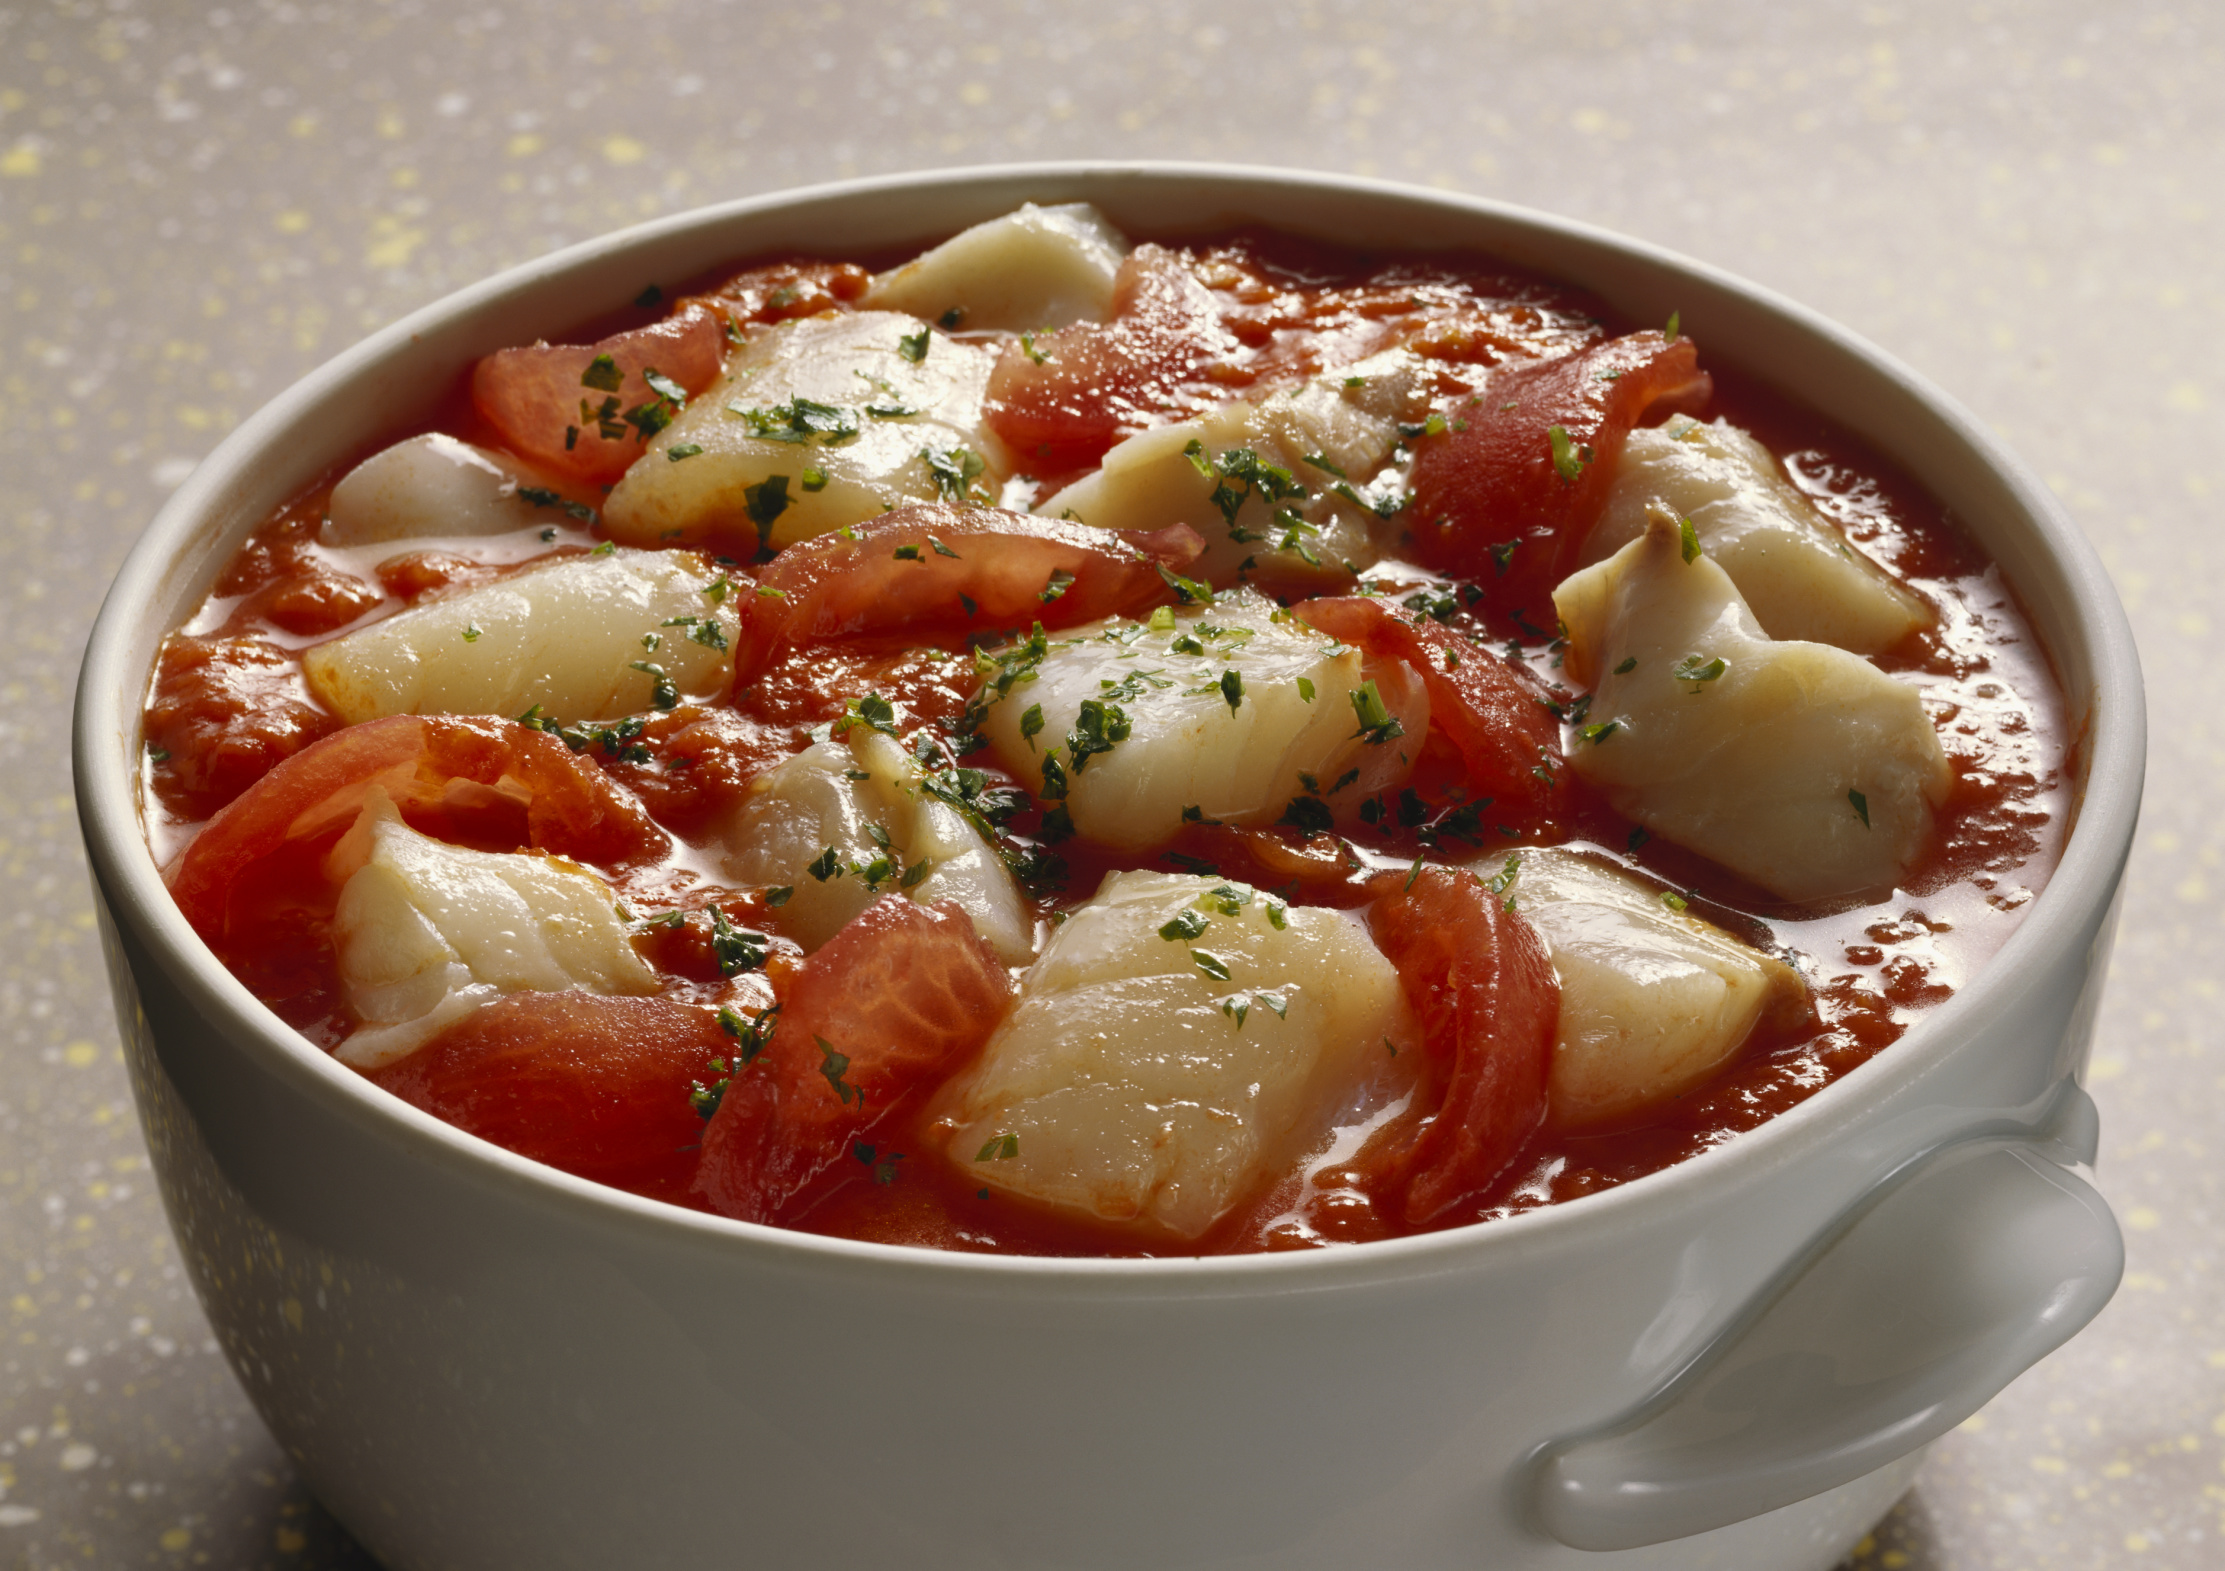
[2,2,2217,1567]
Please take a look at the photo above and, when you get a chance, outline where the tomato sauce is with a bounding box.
[141,228,2070,1257]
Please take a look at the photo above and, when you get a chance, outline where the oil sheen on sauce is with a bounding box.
[140,234,2072,1258]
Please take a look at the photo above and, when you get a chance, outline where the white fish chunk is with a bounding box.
[1588,416,1928,654]
[977,589,1428,852]
[1039,351,1430,589]
[862,202,1131,332]
[322,433,595,547]
[303,548,738,725]
[1506,848,1806,1128]
[1554,510,1950,903]
[601,311,999,550]
[330,793,657,1069]
[929,870,1412,1239]
[717,729,1034,962]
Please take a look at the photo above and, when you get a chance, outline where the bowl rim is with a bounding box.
[72,159,2146,1294]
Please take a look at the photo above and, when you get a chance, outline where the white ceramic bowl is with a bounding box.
[74,165,2143,1571]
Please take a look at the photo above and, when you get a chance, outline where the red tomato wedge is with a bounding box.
[367,991,740,1203]
[689,259,870,328]
[145,635,341,823]
[470,305,727,487]
[696,896,1016,1225]
[591,704,795,843]
[168,715,668,1003]
[1405,332,1711,609]
[737,503,1206,680]
[1294,596,1566,823]
[1362,866,1558,1224]
[982,244,1238,476]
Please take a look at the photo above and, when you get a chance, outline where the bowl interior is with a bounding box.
[73,162,2145,1277]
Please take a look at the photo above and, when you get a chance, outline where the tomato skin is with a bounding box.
[696,895,1016,1225]
[366,990,742,1204]
[591,704,794,844]
[743,641,982,738]
[168,714,668,971]
[982,244,1236,474]
[691,260,870,328]
[146,635,340,823]
[1405,333,1710,608]
[1294,596,1566,824]
[737,502,1205,681]
[470,305,726,487]
[1361,866,1559,1224]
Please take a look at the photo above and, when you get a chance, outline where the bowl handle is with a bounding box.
[1533,1128,2123,1551]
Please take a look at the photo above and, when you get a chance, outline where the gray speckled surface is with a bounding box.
[4,2,2217,1566]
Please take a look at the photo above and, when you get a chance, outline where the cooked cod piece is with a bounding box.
[976,588,1429,853]
[303,548,737,725]
[601,311,1000,550]
[930,870,1414,1239]
[862,202,1131,332]
[718,728,1033,962]
[1554,510,1950,904]
[1587,416,1928,654]
[322,433,596,547]
[329,792,658,1070]
[1506,848,1807,1128]
[1039,350,1431,588]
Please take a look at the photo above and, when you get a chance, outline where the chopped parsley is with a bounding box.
[1190,949,1234,982]
[897,326,931,363]
[661,613,730,651]
[815,1036,860,1105]
[1216,669,1244,713]
[515,486,598,525]
[732,396,860,446]
[1849,789,1871,828]
[1548,424,1592,484]
[628,660,680,710]
[1155,563,1214,606]
[833,691,900,740]
[1348,680,1405,745]
[1064,698,1131,771]
[1217,988,1291,1029]
[1159,908,1211,942]
[709,907,770,976]
[743,475,792,549]
[922,444,987,502]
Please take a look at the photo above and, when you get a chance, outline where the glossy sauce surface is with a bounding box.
[142,232,2070,1256]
